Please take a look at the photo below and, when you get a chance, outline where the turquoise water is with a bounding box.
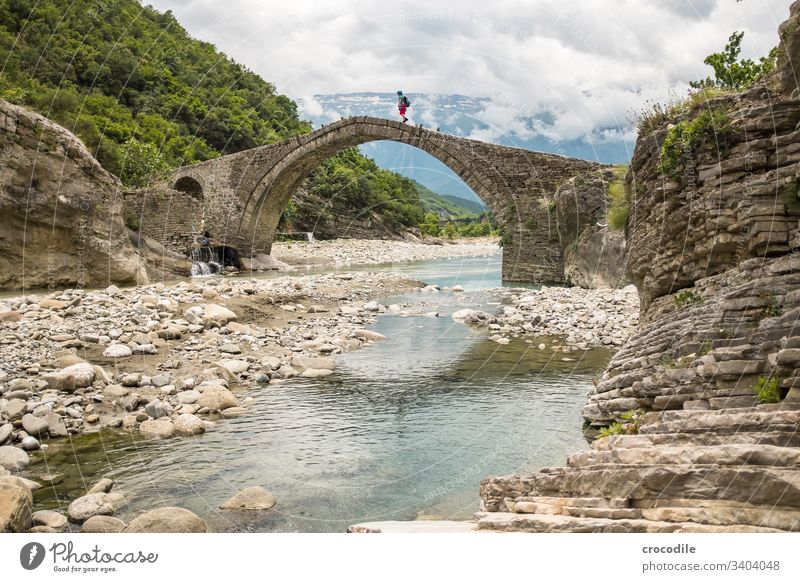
[28,255,611,532]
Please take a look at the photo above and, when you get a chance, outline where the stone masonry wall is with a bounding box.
[163,117,602,284]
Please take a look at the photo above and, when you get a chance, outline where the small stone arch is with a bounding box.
[174,176,204,198]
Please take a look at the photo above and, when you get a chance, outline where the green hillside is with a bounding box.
[417,184,485,219]
[0,0,310,182]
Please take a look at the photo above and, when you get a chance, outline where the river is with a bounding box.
[28,255,612,532]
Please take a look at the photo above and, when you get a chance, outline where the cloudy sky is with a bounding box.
[148,0,789,147]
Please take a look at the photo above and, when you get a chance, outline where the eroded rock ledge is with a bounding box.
[476,3,800,533]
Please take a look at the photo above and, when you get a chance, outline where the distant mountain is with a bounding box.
[300,92,634,203]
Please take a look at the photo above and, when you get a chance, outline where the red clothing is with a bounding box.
[399,106,407,116]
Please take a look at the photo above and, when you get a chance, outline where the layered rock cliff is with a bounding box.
[555,168,628,289]
[0,100,148,291]
[477,3,800,532]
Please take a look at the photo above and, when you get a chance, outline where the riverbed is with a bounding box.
[23,255,613,532]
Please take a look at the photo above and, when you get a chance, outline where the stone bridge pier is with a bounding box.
[148,116,601,283]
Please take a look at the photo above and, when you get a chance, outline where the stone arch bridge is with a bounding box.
[134,116,602,283]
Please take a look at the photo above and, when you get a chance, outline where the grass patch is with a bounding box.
[607,166,629,231]
[753,376,782,404]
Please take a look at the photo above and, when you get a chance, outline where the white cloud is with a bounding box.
[150,0,790,144]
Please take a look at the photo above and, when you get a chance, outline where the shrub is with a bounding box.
[596,409,644,440]
[119,138,170,187]
[753,376,782,404]
[659,108,734,177]
[673,289,703,308]
[762,296,782,318]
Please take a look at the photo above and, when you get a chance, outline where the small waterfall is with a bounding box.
[305,232,315,242]
[190,247,223,277]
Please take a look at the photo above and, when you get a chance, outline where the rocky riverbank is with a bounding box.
[271,237,499,267]
[451,285,639,349]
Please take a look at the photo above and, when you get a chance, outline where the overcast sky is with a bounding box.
[148,0,790,144]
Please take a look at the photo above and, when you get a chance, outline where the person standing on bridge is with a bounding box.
[397,90,410,123]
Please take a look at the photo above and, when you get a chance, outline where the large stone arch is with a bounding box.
[167,116,603,283]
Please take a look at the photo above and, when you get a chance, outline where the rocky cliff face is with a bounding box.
[555,168,627,289]
[477,4,800,532]
[0,100,148,291]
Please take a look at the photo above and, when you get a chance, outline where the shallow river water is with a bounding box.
[28,255,612,532]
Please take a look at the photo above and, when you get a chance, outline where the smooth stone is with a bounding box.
[218,359,249,374]
[81,515,127,533]
[144,399,173,419]
[291,356,336,373]
[67,493,114,523]
[202,304,238,326]
[0,446,30,471]
[219,486,276,510]
[150,373,171,387]
[124,507,207,533]
[104,384,129,398]
[174,414,205,436]
[0,424,13,444]
[87,478,114,494]
[4,399,26,420]
[139,419,175,438]
[177,390,200,405]
[21,436,40,451]
[196,387,239,411]
[32,509,67,529]
[21,414,49,437]
[103,344,132,358]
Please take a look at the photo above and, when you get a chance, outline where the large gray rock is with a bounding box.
[202,304,238,327]
[124,507,207,533]
[173,414,205,436]
[81,515,127,533]
[139,419,175,438]
[196,387,239,411]
[0,477,33,532]
[219,486,276,510]
[144,398,173,419]
[21,414,49,437]
[32,509,67,529]
[0,446,30,471]
[0,99,148,291]
[67,492,114,523]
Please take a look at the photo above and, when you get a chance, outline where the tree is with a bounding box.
[690,31,778,91]
[119,138,169,187]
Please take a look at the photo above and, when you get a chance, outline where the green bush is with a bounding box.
[673,289,703,308]
[660,108,734,177]
[762,296,782,318]
[753,376,782,404]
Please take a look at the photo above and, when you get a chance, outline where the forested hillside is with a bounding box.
[0,0,310,183]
